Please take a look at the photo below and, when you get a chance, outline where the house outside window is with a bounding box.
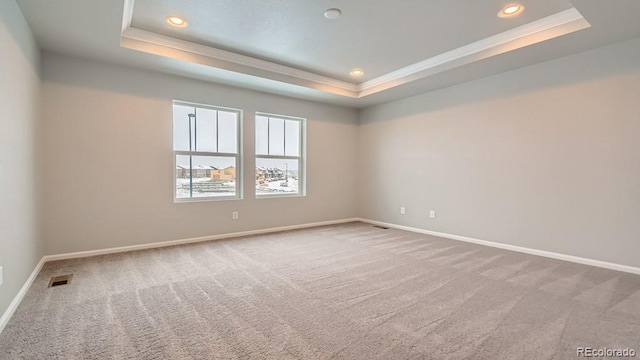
[255,113,306,197]
[173,101,242,201]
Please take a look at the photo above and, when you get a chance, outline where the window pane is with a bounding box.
[193,156,236,198]
[218,111,238,154]
[173,105,193,151]
[176,155,237,199]
[175,154,191,199]
[195,108,217,152]
[268,118,285,156]
[256,158,299,195]
[285,120,300,156]
[255,115,269,155]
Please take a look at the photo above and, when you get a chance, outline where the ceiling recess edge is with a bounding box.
[120,0,590,99]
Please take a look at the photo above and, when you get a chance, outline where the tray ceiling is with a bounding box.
[129,0,575,82]
[15,0,640,107]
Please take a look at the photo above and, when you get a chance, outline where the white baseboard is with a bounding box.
[357,218,640,275]
[44,218,359,262]
[5,215,635,337]
[0,217,358,336]
[0,257,47,334]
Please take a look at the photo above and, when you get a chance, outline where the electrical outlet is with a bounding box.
[400,207,406,215]
[429,210,436,219]
[232,211,239,220]
[0,266,3,287]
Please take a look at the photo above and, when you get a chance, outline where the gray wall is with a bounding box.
[6,13,640,311]
[40,53,359,255]
[0,0,42,319]
[358,37,640,268]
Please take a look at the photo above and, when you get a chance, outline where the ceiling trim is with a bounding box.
[120,0,590,99]
[121,0,134,33]
[358,8,591,97]
[121,27,360,97]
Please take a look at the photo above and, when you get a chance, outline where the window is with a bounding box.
[255,113,305,197]
[173,101,241,201]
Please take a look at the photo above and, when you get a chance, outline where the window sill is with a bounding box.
[174,196,242,204]
[256,193,306,199]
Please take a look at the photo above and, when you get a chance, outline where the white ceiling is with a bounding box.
[15,0,640,108]
[130,0,574,82]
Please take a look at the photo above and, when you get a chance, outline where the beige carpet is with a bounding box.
[1,222,639,359]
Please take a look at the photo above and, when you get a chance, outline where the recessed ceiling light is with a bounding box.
[324,8,342,19]
[498,4,525,18]
[167,16,188,27]
[350,69,364,77]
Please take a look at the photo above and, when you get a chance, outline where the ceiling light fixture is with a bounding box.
[324,8,342,19]
[350,69,364,77]
[167,16,188,27]
[498,4,525,18]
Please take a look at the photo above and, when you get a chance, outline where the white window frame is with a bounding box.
[255,112,306,198]
[173,100,243,202]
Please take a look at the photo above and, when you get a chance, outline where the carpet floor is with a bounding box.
[1,222,639,359]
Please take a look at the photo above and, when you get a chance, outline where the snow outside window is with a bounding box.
[255,113,306,197]
[173,102,242,201]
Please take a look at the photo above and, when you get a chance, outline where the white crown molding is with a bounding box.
[121,0,134,33]
[358,8,590,97]
[121,28,359,97]
[120,0,589,99]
